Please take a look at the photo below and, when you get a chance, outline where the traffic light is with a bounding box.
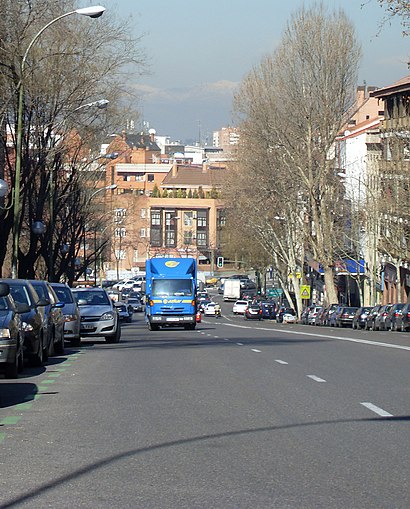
[217,256,224,268]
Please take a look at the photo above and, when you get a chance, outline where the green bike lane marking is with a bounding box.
[0,353,83,445]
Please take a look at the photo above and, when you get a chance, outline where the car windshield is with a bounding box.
[8,284,30,305]
[73,291,110,306]
[343,307,357,313]
[52,286,74,304]
[31,283,47,299]
[152,279,193,297]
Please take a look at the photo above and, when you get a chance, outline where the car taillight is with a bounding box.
[407,312,410,318]
[382,312,388,316]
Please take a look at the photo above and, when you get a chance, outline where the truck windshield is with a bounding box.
[152,279,193,297]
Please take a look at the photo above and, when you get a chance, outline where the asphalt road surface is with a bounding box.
[1,300,409,508]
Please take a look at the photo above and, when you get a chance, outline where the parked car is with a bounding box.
[301,306,315,325]
[373,304,393,331]
[364,305,383,331]
[322,304,339,326]
[328,305,344,327]
[314,307,327,326]
[307,306,322,325]
[352,307,373,329]
[30,280,65,356]
[1,279,48,366]
[72,287,121,343]
[335,306,359,328]
[282,310,297,323]
[50,283,81,346]
[244,303,263,320]
[385,303,406,331]
[277,307,296,323]
[115,301,133,323]
[232,300,249,315]
[0,282,27,378]
[396,303,410,332]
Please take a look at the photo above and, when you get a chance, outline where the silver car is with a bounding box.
[51,283,81,346]
[71,288,121,343]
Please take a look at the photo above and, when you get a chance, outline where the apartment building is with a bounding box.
[99,131,228,279]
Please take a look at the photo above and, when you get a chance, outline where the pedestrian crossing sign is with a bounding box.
[300,285,311,299]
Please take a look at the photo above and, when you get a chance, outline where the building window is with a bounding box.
[184,211,193,227]
[184,230,194,245]
[196,231,207,246]
[151,210,161,226]
[197,210,207,228]
[115,227,126,237]
[140,228,146,238]
[165,211,177,247]
[147,174,154,182]
[135,173,145,181]
[140,208,146,218]
[115,249,126,260]
[150,228,161,246]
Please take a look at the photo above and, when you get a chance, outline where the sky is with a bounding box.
[101,0,409,143]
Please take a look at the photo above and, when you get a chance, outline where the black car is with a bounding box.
[396,303,410,332]
[244,303,263,320]
[335,306,359,328]
[1,279,48,366]
[0,282,28,378]
[385,303,406,331]
[115,301,133,323]
[364,305,383,331]
[352,306,373,329]
[29,280,65,355]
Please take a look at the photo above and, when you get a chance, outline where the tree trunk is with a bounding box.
[323,266,338,305]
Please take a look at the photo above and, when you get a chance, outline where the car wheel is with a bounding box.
[54,331,65,355]
[106,325,121,343]
[148,321,159,331]
[31,335,44,367]
[70,336,81,347]
[4,351,19,379]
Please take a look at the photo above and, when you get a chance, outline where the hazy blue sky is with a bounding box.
[102,0,409,143]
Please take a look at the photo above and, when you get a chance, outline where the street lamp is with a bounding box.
[11,5,106,279]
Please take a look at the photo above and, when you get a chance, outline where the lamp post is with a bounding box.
[11,5,106,279]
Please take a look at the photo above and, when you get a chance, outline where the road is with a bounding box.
[0,294,409,508]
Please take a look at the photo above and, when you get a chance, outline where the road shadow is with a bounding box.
[0,413,408,508]
[0,383,39,408]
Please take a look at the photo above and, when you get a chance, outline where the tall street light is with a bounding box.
[11,5,106,279]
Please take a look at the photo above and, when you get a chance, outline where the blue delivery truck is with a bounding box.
[145,257,197,331]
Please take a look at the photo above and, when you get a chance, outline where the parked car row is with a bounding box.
[301,302,410,332]
[0,280,133,379]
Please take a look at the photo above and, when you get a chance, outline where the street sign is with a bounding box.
[300,285,311,299]
[267,288,283,298]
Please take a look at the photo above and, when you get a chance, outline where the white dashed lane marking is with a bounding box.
[251,349,261,353]
[275,359,288,365]
[307,375,326,383]
[361,402,393,417]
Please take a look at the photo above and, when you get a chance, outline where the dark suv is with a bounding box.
[29,280,65,355]
[0,279,48,366]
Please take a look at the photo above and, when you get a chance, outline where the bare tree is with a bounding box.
[0,0,146,278]
[232,4,361,306]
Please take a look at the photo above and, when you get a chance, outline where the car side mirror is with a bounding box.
[15,302,30,314]
[0,282,10,297]
[36,298,50,307]
[53,301,65,309]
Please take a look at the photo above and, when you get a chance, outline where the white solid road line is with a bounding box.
[275,359,288,365]
[361,402,393,417]
[223,323,410,352]
[307,375,327,383]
